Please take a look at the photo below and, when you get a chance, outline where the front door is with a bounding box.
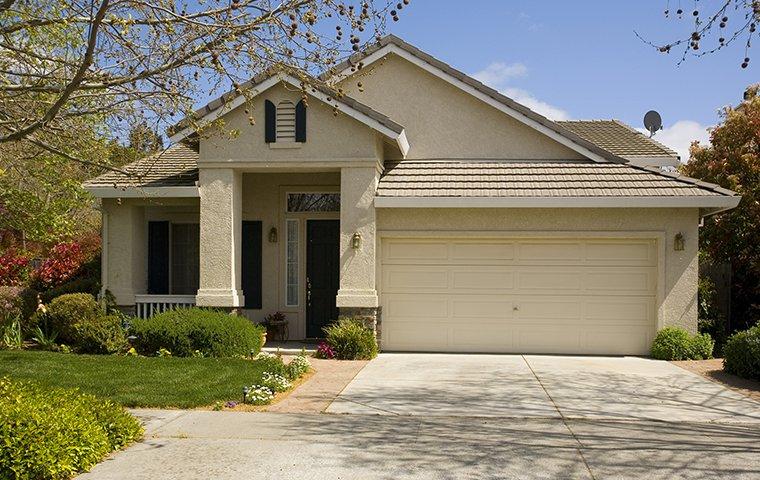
[306,220,340,338]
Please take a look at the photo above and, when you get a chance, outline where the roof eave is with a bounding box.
[374,195,740,213]
[84,186,200,198]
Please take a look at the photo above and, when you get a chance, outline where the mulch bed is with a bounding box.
[672,358,760,402]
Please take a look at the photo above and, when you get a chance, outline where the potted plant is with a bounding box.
[263,311,288,342]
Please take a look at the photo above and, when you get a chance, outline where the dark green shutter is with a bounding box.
[147,221,170,294]
[295,100,307,142]
[265,100,276,143]
[241,221,262,309]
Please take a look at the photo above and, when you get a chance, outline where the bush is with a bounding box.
[651,326,715,360]
[72,315,128,354]
[723,324,760,380]
[129,308,265,357]
[0,250,30,286]
[324,318,378,360]
[42,293,102,344]
[0,286,38,329]
[690,332,715,360]
[40,276,100,304]
[284,354,311,380]
[0,377,142,480]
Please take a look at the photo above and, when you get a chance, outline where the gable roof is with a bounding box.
[167,71,409,157]
[558,120,679,164]
[328,35,634,164]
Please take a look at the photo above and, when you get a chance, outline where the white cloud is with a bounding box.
[637,120,711,162]
[472,62,570,120]
[472,62,528,85]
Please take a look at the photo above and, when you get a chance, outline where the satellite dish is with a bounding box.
[643,110,663,137]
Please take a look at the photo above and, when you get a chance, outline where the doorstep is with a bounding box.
[262,341,317,355]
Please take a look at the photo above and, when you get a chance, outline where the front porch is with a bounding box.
[100,168,381,340]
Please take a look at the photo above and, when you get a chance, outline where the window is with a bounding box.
[287,193,340,213]
[170,223,200,295]
[286,219,299,306]
[276,101,296,142]
[147,222,199,295]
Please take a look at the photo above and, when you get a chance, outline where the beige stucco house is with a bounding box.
[84,36,739,355]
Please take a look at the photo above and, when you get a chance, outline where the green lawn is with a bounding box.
[0,350,268,408]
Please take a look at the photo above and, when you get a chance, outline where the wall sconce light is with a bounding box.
[351,232,362,250]
[674,232,685,251]
[268,227,278,243]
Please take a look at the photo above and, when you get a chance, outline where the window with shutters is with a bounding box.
[276,101,296,142]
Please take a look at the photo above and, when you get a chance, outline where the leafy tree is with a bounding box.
[0,0,407,171]
[681,84,760,330]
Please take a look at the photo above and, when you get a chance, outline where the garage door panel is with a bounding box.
[384,240,448,262]
[451,242,515,261]
[380,237,657,355]
[383,267,448,290]
[518,270,582,290]
[518,242,583,262]
[452,270,514,290]
[451,298,515,319]
[585,241,656,266]
[386,295,449,318]
[585,269,655,293]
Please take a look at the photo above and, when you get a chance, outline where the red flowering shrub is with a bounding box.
[0,251,30,286]
[33,242,88,290]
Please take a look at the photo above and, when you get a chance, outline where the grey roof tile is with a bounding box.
[83,144,199,189]
[558,120,678,159]
[377,160,734,198]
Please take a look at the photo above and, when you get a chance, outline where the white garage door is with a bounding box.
[380,237,657,355]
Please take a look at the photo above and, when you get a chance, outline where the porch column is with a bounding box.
[336,166,381,336]
[195,168,245,308]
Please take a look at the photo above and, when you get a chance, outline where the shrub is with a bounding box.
[33,241,90,290]
[260,372,291,392]
[324,318,378,360]
[40,276,100,304]
[41,293,102,344]
[651,326,715,360]
[0,377,142,480]
[690,333,715,360]
[71,315,128,354]
[129,308,265,357]
[0,286,38,329]
[315,341,335,359]
[0,250,30,286]
[723,324,760,380]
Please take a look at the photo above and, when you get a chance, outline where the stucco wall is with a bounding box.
[199,84,384,163]
[376,207,700,333]
[102,198,199,306]
[339,54,585,161]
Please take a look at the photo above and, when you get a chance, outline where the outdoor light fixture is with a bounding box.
[268,227,278,243]
[674,232,685,251]
[351,232,362,249]
[242,386,250,404]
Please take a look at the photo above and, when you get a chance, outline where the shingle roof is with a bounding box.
[377,160,731,198]
[558,120,678,159]
[83,144,199,188]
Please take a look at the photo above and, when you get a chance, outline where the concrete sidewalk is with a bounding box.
[78,409,760,480]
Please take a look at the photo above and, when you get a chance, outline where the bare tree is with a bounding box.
[638,0,758,67]
[0,0,410,171]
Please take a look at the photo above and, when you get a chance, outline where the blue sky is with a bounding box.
[383,0,757,159]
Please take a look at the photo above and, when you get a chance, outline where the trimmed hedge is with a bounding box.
[324,318,378,360]
[129,308,265,357]
[723,324,760,380]
[651,326,715,360]
[0,377,142,480]
[72,315,129,354]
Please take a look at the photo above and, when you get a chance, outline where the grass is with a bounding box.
[0,350,270,408]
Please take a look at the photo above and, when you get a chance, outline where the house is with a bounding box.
[84,35,739,355]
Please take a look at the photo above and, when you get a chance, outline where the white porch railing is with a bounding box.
[134,294,196,319]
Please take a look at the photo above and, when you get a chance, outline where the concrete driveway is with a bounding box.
[79,354,760,480]
[326,354,760,423]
